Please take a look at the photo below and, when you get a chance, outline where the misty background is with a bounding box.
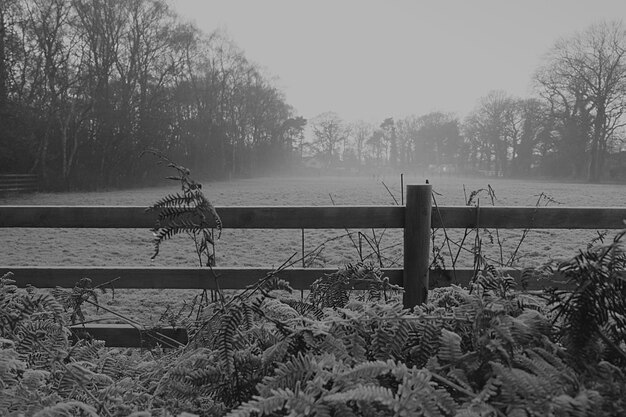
[2,0,626,189]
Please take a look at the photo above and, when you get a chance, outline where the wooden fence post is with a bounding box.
[403,184,432,308]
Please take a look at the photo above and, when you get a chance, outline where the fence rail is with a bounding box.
[2,205,626,229]
[2,184,625,348]
[0,174,38,193]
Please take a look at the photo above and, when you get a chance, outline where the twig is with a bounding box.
[432,192,457,283]
[381,181,399,205]
[329,193,362,260]
[430,372,476,398]
[81,299,184,348]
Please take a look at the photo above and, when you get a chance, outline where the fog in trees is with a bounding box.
[0,0,303,189]
[1,1,626,189]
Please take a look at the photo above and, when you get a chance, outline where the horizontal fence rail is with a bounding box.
[0,266,570,293]
[2,205,626,229]
[2,184,625,347]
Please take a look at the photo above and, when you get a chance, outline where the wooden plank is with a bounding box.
[0,205,404,229]
[429,268,575,290]
[432,206,626,229]
[1,205,625,229]
[0,206,157,228]
[1,266,572,291]
[403,184,432,308]
[2,266,405,290]
[222,206,405,228]
[69,324,187,348]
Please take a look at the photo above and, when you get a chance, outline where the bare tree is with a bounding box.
[413,111,462,167]
[350,120,372,164]
[463,91,516,176]
[25,0,90,186]
[536,20,626,182]
[380,117,398,166]
[311,111,348,165]
[509,98,550,177]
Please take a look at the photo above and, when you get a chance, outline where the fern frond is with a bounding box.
[335,359,394,386]
[259,276,294,294]
[370,323,395,361]
[186,366,222,386]
[56,362,95,396]
[257,352,316,396]
[68,340,103,362]
[261,298,300,322]
[0,348,25,388]
[551,390,602,417]
[410,321,441,367]
[226,389,292,417]
[324,384,395,404]
[438,329,463,363]
[490,361,556,404]
[261,336,292,366]
[474,375,501,403]
[280,299,324,320]
[150,192,200,209]
[147,163,222,262]
[342,327,368,363]
[217,308,244,374]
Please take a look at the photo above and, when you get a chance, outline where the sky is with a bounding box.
[170,0,626,124]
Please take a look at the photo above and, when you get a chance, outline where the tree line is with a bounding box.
[1,1,625,189]
[309,21,626,183]
[0,0,305,189]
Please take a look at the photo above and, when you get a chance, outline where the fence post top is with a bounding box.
[405,183,432,192]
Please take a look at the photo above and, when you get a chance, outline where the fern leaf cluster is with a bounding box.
[546,230,626,367]
[309,262,402,309]
[145,155,222,265]
[3,230,626,416]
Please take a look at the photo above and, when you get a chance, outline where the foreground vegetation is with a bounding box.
[2,232,626,416]
[2,164,626,416]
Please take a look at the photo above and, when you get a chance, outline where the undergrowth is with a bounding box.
[3,241,626,416]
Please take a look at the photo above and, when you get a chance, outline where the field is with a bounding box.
[2,174,625,324]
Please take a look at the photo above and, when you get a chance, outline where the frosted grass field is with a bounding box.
[2,174,625,324]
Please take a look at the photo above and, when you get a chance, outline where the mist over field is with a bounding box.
[2,1,626,190]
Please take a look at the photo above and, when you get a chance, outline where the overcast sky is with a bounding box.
[170,0,626,124]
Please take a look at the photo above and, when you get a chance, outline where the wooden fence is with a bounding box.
[0,174,38,193]
[1,184,626,347]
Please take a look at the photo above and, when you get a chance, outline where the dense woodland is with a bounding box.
[1,0,626,189]
[0,0,305,189]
